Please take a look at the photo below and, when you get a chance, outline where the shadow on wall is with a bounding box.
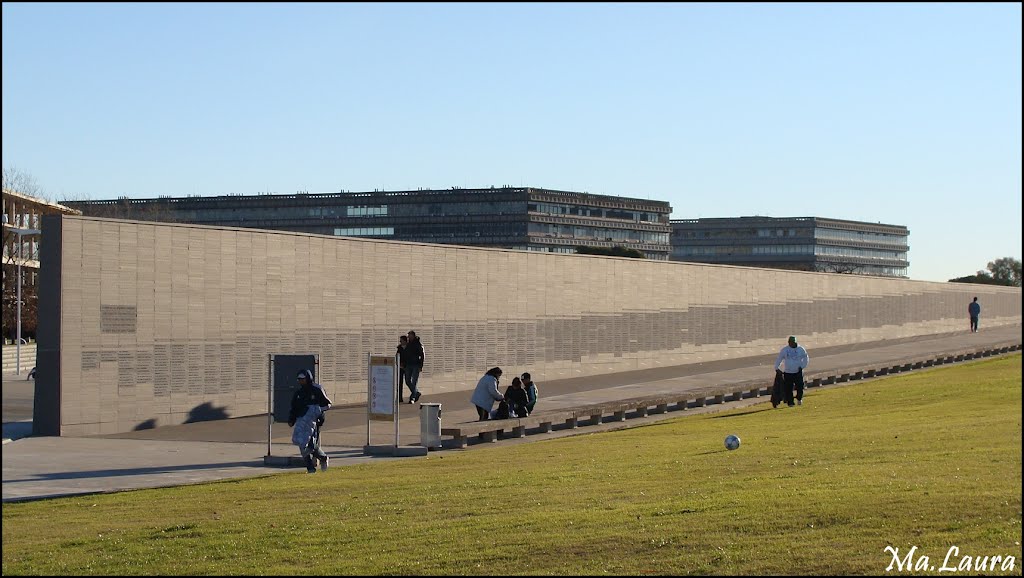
[185,402,230,424]
[132,402,231,430]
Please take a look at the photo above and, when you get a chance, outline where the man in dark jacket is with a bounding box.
[402,330,425,403]
[396,335,409,402]
[968,297,981,333]
[288,369,333,473]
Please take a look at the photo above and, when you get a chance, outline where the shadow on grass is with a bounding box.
[5,460,271,482]
[708,407,774,419]
[5,449,370,483]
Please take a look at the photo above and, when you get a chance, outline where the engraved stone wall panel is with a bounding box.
[45,216,1022,435]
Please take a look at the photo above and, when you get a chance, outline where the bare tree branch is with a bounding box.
[2,165,49,201]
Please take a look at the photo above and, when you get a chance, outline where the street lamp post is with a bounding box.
[10,226,41,375]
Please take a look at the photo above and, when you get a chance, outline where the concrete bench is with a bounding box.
[576,398,665,425]
[442,408,587,448]
[441,417,522,448]
[519,410,578,433]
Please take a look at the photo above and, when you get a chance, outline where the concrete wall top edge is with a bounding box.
[52,215,1024,292]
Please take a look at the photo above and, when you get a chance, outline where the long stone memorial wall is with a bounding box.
[34,216,1023,435]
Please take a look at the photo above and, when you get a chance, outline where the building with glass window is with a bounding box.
[2,188,81,343]
[670,216,909,277]
[63,187,673,259]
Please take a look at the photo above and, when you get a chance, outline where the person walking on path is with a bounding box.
[774,335,809,407]
[396,335,409,402]
[403,330,425,403]
[968,297,981,333]
[288,369,333,473]
[470,367,504,421]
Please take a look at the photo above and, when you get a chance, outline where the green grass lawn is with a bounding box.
[3,355,1021,576]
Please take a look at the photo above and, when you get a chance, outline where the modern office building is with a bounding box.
[64,187,673,260]
[670,216,909,277]
[2,188,81,343]
[3,188,82,287]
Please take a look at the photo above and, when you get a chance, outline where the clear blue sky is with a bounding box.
[3,3,1021,282]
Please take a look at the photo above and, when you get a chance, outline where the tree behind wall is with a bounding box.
[986,257,1022,287]
[2,166,45,341]
[575,245,646,258]
[948,257,1022,287]
[61,195,180,223]
[2,165,49,201]
[1,278,37,341]
[813,262,865,275]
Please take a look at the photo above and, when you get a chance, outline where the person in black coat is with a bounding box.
[402,330,425,403]
[504,376,531,418]
[288,369,333,473]
[396,335,409,402]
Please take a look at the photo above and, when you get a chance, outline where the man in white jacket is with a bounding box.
[774,336,809,407]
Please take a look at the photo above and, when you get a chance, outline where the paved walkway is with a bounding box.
[3,325,1020,502]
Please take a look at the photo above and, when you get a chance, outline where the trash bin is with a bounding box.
[420,403,442,449]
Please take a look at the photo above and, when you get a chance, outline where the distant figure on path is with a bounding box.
[968,297,981,333]
[396,335,409,402]
[774,336,809,407]
[403,330,425,403]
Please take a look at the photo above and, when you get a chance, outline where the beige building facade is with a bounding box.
[35,215,1022,436]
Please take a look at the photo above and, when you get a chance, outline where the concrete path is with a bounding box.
[3,325,1020,502]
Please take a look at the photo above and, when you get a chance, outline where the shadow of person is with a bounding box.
[185,402,230,424]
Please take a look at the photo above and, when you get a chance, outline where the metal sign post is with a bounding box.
[267,355,274,458]
[367,354,398,449]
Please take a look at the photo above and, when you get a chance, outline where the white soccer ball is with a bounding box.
[724,434,741,451]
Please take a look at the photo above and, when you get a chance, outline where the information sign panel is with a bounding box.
[368,355,396,421]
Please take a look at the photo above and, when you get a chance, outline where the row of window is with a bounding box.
[177,202,676,228]
[528,223,669,244]
[814,228,905,243]
[674,227,908,244]
[674,227,808,239]
[528,246,576,254]
[184,202,525,221]
[674,244,906,260]
[346,205,388,217]
[530,202,664,223]
[675,245,812,256]
[861,266,908,276]
[816,246,905,260]
[334,227,395,237]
